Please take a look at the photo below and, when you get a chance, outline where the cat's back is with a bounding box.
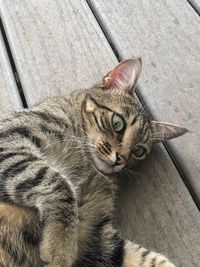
[0,96,75,142]
[0,94,88,182]
[0,97,72,169]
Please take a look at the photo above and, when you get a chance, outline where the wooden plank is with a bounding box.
[89,0,200,205]
[115,145,200,266]
[188,0,200,13]
[0,30,22,114]
[0,0,200,265]
[0,0,116,107]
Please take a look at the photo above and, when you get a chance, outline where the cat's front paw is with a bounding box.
[40,239,69,267]
[40,223,77,267]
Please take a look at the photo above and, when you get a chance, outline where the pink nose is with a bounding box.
[116,152,126,166]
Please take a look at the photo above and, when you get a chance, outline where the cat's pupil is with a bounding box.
[114,121,120,127]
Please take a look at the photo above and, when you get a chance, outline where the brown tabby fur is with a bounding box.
[0,59,187,267]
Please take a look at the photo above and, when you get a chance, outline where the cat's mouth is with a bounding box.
[91,151,124,174]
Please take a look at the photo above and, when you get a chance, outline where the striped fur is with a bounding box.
[0,59,183,267]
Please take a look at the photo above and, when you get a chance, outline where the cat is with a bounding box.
[0,59,187,267]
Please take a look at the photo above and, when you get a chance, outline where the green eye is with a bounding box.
[112,114,125,132]
[133,146,146,158]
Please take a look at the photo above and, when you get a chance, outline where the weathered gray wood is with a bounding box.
[116,145,200,266]
[188,0,200,13]
[0,0,116,106]
[0,30,22,114]
[89,0,200,205]
[0,0,200,266]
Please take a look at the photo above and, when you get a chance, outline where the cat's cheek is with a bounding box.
[91,152,113,174]
[127,157,139,168]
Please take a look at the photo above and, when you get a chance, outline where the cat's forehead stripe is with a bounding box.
[121,106,132,118]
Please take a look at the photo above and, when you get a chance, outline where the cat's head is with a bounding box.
[82,59,188,175]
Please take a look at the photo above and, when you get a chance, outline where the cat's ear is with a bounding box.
[83,94,98,113]
[102,58,142,94]
[151,121,188,143]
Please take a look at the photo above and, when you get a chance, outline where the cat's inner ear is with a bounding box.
[83,94,98,113]
[151,121,188,143]
[103,58,142,94]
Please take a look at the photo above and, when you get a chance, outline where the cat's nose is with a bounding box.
[115,152,127,166]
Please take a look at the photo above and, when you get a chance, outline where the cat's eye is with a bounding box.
[112,113,125,133]
[133,145,146,158]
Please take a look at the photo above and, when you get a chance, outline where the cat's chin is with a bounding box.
[91,153,123,175]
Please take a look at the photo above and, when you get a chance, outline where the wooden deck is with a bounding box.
[0,1,200,266]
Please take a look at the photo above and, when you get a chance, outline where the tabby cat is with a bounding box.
[0,59,187,267]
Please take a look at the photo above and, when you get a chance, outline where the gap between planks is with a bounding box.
[0,16,27,108]
[187,0,200,15]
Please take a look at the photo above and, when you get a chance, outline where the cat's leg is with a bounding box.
[123,240,175,267]
[0,161,78,267]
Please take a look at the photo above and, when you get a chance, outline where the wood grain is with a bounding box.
[0,0,200,266]
[0,30,22,114]
[116,144,200,266]
[0,0,116,107]
[89,0,200,205]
